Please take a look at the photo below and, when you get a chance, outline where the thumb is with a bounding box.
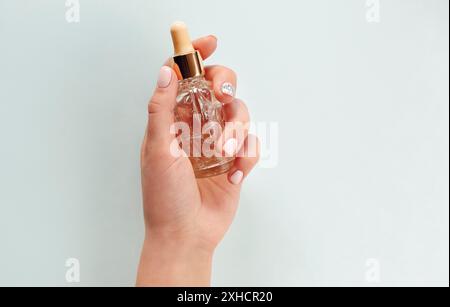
[147,66,178,146]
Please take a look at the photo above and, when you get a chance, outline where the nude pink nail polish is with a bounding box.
[230,170,244,185]
[157,66,172,88]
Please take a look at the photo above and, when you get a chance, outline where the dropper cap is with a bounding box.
[170,22,204,80]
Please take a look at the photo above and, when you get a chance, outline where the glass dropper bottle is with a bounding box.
[170,22,235,178]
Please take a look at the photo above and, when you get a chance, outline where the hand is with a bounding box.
[136,35,259,286]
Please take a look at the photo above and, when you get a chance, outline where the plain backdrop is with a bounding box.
[0,0,448,286]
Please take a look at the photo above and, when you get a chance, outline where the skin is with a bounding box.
[136,35,259,287]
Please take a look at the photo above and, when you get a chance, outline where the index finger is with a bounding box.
[192,35,218,60]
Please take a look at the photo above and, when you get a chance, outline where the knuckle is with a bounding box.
[237,100,250,123]
[226,67,237,80]
[148,98,163,115]
[216,65,237,81]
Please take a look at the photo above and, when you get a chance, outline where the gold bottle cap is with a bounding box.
[170,21,204,80]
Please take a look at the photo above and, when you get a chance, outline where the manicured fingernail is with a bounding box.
[223,138,237,156]
[157,66,172,88]
[230,170,244,185]
[221,82,235,97]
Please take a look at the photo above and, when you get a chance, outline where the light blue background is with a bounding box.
[0,0,448,286]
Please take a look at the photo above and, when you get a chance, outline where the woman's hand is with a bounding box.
[136,36,259,287]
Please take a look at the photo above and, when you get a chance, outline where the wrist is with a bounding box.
[136,231,214,287]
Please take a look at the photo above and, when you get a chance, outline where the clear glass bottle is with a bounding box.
[175,76,235,178]
[171,21,234,178]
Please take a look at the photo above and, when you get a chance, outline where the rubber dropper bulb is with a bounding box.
[171,21,195,56]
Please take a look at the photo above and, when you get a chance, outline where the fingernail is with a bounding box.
[221,82,235,97]
[223,138,237,156]
[157,66,172,88]
[230,170,244,185]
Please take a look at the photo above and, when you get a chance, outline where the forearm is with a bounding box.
[136,234,214,287]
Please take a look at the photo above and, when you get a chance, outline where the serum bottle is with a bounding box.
[170,22,235,178]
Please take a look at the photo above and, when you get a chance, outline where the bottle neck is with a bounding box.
[178,75,204,84]
[172,50,204,80]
